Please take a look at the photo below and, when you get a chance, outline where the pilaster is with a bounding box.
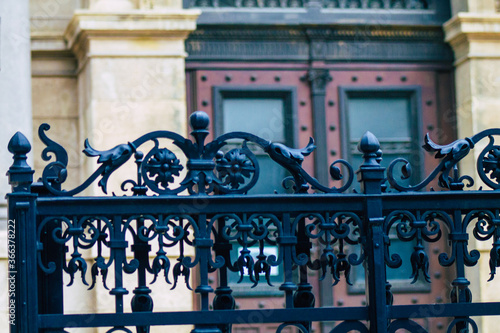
[444,13,500,181]
[444,7,500,333]
[64,8,199,195]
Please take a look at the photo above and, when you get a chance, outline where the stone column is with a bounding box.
[64,3,199,327]
[445,1,500,176]
[64,5,199,195]
[444,2,500,332]
[0,0,33,222]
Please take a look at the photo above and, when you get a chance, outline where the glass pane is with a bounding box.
[222,96,290,194]
[249,155,287,194]
[348,97,411,140]
[346,94,419,191]
[223,98,285,142]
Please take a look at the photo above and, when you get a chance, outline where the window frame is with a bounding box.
[338,85,424,180]
[339,85,431,294]
[212,85,298,148]
[212,85,298,296]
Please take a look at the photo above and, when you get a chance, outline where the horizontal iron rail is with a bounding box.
[35,190,500,216]
[389,302,500,319]
[38,302,500,329]
[35,193,365,216]
[39,307,369,328]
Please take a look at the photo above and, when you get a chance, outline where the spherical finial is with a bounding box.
[357,131,380,154]
[190,111,210,131]
[8,132,31,155]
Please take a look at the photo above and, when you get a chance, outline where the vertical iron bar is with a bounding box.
[279,213,297,309]
[38,217,66,333]
[195,214,212,311]
[213,218,235,333]
[131,216,153,333]
[451,209,471,332]
[294,218,315,332]
[192,214,220,333]
[357,132,388,333]
[32,183,66,333]
[110,215,127,314]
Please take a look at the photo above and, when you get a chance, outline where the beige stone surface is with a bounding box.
[32,77,79,118]
[30,0,78,47]
[64,10,200,47]
[140,0,183,9]
[445,13,500,66]
[31,75,82,187]
[89,0,137,10]
[62,8,196,332]
[451,0,497,14]
[90,58,187,103]
[11,4,201,332]
[78,55,189,194]
[32,56,78,76]
[446,8,500,332]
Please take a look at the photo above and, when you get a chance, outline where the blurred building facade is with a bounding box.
[1,0,500,332]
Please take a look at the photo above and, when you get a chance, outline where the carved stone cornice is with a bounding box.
[444,13,500,66]
[188,28,307,40]
[186,25,453,63]
[305,27,444,41]
[64,10,200,67]
[190,26,444,41]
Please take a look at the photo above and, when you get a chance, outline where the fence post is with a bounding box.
[357,132,388,333]
[6,132,38,333]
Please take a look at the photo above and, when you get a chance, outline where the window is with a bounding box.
[213,86,297,296]
[340,86,429,292]
[339,86,424,189]
[213,86,297,194]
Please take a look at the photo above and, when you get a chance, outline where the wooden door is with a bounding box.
[186,65,456,333]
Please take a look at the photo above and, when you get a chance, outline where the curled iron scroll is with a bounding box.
[388,129,500,192]
[37,111,355,196]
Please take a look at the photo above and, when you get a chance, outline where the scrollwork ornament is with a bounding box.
[470,210,500,280]
[276,322,308,333]
[329,321,369,333]
[388,134,475,191]
[385,210,444,283]
[142,140,184,193]
[215,142,259,193]
[476,135,500,189]
[39,124,69,190]
[387,319,427,333]
[37,111,358,196]
[299,212,363,285]
[106,326,133,333]
[447,318,478,333]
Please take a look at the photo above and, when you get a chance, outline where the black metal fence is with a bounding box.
[7,111,500,332]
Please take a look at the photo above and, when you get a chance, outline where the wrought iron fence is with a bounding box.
[7,111,500,332]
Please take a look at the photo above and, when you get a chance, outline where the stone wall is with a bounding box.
[445,0,500,331]
[1,0,199,332]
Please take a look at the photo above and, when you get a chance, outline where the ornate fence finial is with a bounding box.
[7,132,34,192]
[357,131,385,194]
[358,131,380,167]
[190,111,210,150]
